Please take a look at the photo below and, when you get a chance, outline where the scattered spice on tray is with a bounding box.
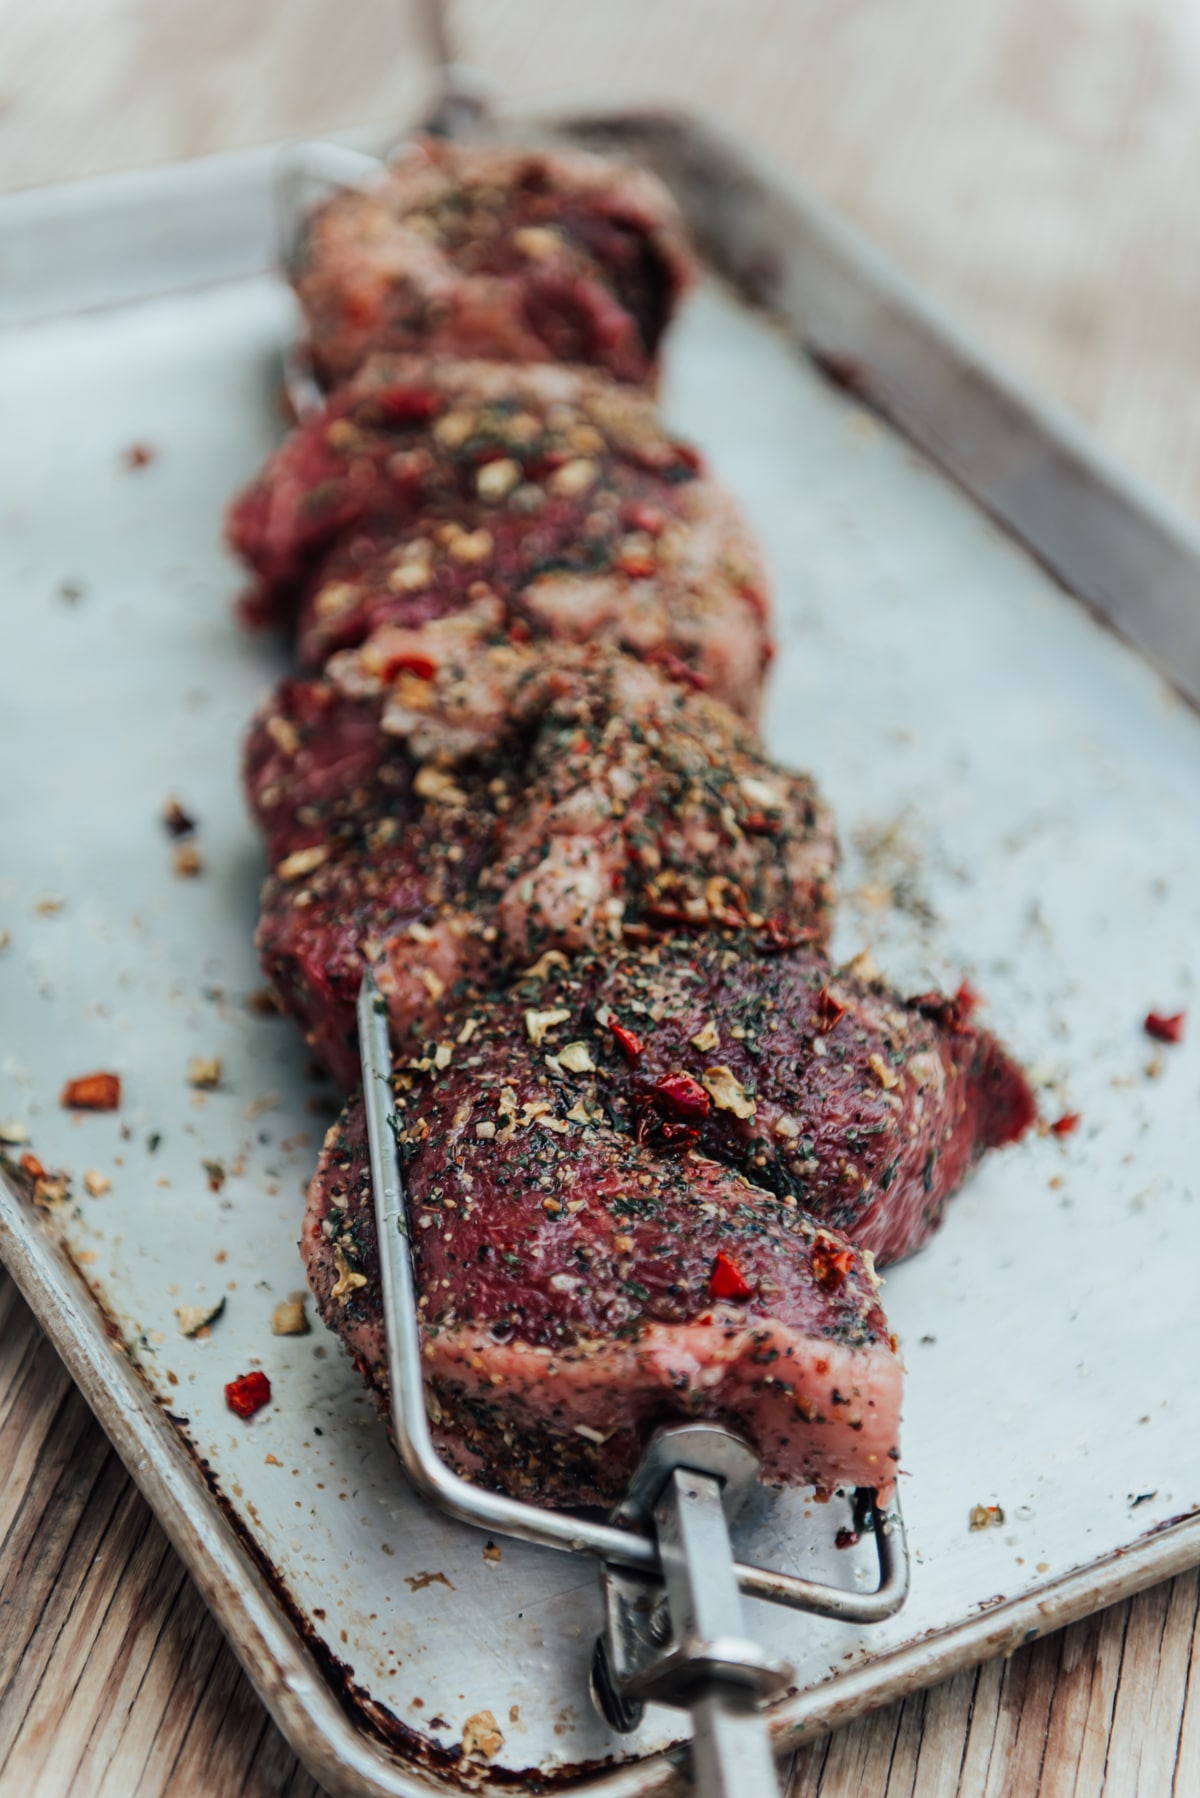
[172,843,204,878]
[969,1503,1005,1532]
[18,1151,69,1206]
[161,796,196,837]
[271,1295,310,1336]
[1144,1010,1186,1044]
[461,1712,504,1764]
[225,1369,271,1417]
[202,1158,226,1192]
[177,1298,225,1337]
[1049,1112,1081,1136]
[187,1056,221,1090]
[61,1071,122,1111]
[83,1169,112,1197]
[245,987,281,1016]
[0,929,10,952]
[33,896,64,916]
[58,578,85,603]
[121,442,157,470]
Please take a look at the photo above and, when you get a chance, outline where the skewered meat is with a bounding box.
[304,1084,902,1509]
[248,633,836,1086]
[293,138,695,389]
[227,356,772,717]
[301,934,1032,1506]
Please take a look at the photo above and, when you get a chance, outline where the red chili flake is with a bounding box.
[1050,1112,1081,1136]
[225,1370,272,1419]
[835,1527,859,1550]
[624,502,667,536]
[741,811,782,837]
[121,442,156,470]
[60,1071,121,1111]
[19,1152,46,1181]
[654,1071,711,1121]
[634,1104,699,1153]
[375,386,440,425]
[708,1251,754,1302]
[643,646,708,691]
[913,981,980,1032]
[376,649,437,682]
[815,987,846,1034]
[608,1019,644,1061]
[758,916,820,955]
[811,1238,855,1291]
[1145,1011,1186,1045]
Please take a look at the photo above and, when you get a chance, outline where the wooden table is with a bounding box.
[3,3,1199,1791]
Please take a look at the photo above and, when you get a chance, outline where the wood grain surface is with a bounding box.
[3,3,1199,1794]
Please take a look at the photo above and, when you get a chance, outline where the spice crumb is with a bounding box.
[187,1056,221,1090]
[161,796,195,838]
[969,1503,1005,1532]
[172,843,204,878]
[177,1298,225,1337]
[272,1296,310,1336]
[83,1169,112,1197]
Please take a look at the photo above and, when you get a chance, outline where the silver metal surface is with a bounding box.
[640,1469,785,1798]
[2,110,1200,1796]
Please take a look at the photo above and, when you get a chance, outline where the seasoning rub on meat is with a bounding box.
[246,633,836,1088]
[225,136,1037,1513]
[227,355,773,718]
[293,138,695,390]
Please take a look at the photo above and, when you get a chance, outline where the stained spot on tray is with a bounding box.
[404,1570,455,1592]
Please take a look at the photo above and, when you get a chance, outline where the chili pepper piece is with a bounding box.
[1050,1112,1081,1136]
[60,1071,121,1111]
[608,1019,645,1061]
[19,1152,46,1181]
[225,1370,272,1419]
[653,1071,710,1121]
[643,645,709,691]
[376,649,437,682]
[708,1251,754,1302]
[815,987,847,1034]
[373,386,440,425]
[811,1238,855,1291]
[1145,1011,1186,1045]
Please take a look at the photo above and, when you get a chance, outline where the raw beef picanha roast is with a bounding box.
[226,355,772,717]
[245,622,835,1088]
[292,138,695,390]
[228,139,1037,1509]
[303,935,1031,1505]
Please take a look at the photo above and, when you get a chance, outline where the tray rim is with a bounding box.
[4,101,1200,1796]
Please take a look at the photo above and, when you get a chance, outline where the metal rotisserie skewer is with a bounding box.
[357,972,909,1796]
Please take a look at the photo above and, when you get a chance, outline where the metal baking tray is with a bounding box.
[3,104,1200,1797]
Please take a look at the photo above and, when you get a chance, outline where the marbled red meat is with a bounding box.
[247,637,836,1087]
[304,1087,902,1509]
[301,935,1032,1504]
[293,138,695,389]
[226,356,772,718]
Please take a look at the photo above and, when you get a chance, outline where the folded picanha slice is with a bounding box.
[226,356,772,716]
[247,635,836,1086]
